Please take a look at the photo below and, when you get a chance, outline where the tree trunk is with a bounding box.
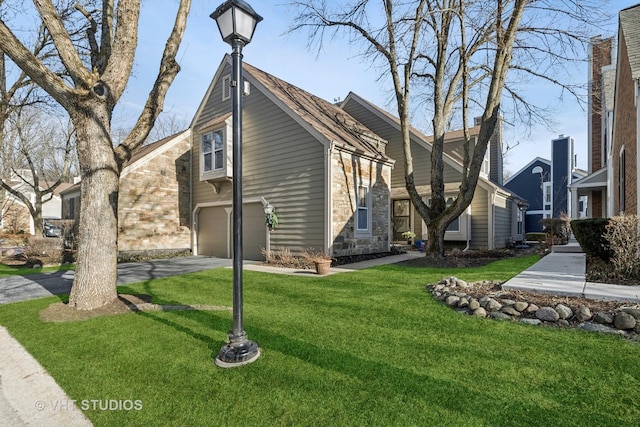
[67,101,119,310]
[426,221,446,259]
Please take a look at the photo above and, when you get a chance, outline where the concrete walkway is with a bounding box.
[503,243,640,303]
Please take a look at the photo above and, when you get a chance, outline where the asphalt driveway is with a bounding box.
[0,256,236,305]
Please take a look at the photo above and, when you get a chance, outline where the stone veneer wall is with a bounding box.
[118,139,191,253]
[331,151,391,256]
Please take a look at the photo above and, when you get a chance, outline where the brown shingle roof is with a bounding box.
[243,62,391,162]
[126,130,188,167]
[620,4,640,79]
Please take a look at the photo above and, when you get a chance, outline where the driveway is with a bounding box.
[0,256,236,305]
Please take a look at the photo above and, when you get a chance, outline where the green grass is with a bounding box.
[0,254,639,426]
[0,262,75,277]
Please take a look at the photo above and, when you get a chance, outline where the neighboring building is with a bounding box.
[341,92,526,249]
[572,4,640,218]
[61,130,192,255]
[0,171,73,235]
[190,55,394,260]
[505,137,587,233]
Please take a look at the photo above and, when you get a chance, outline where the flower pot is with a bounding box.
[314,259,332,275]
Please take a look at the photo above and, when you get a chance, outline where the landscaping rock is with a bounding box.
[555,304,573,320]
[593,312,614,324]
[458,297,469,308]
[468,298,480,310]
[500,299,516,306]
[558,319,570,327]
[520,318,542,326]
[485,298,502,312]
[620,308,640,319]
[446,296,461,307]
[514,301,529,312]
[614,312,637,330]
[575,306,592,322]
[473,307,487,318]
[536,307,560,322]
[526,304,539,313]
[490,312,512,321]
[501,306,521,317]
[578,323,625,335]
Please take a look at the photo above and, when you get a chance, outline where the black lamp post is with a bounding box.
[211,0,262,368]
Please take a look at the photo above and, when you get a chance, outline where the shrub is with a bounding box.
[24,237,65,265]
[541,215,571,245]
[571,218,611,260]
[603,215,640,279]
[525,232,546,243]
[261,247,311,269]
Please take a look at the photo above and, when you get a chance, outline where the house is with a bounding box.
[340,92,527,249]
[190,55,394,260]
[0,170,73,235]
[61,130,192,256]
[505,136,588,233]
[571,4,640,218]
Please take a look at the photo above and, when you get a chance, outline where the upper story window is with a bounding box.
[481,150,490,176]
[356,185,370,231]
[222,75,231,101]
[202,129,225,172]
[199,118,232,182]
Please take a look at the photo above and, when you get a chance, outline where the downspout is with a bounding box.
[325,142,333,255]
[463,206,471,252]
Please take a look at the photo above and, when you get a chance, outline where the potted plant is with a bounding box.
[402,230,415,245]
[302,249,333,275]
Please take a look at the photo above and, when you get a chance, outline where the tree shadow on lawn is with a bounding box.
[127,286,630,426]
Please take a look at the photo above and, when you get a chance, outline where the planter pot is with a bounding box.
[314,259,332,275]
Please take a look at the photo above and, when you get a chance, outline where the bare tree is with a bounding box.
[0,0,192,310]
[0,107,74,237]
[289,0,608,258]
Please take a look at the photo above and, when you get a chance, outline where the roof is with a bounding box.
[342,92,526,203]
[504,157,550,185]
[620,4,640,79]
[243,61,392,163]
[127,129,189,167]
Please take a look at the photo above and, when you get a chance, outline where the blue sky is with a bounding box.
[120,0,640,176]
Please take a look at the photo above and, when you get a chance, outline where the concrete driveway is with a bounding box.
[0,256,236,305]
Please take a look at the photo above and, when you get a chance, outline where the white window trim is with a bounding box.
[199,120,232,182]
[222,75,231,101]
[355,182,372,237]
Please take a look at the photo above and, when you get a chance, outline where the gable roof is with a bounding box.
[620,4,640,79]
[341,92,523,201]
[504,157,550,185]
[240,59,392,164]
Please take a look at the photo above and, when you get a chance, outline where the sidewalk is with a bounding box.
[503,243,640,303]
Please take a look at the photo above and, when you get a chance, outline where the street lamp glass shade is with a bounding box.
[211,0,263,45]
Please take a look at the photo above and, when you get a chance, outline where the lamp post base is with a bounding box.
[214,335,260,368]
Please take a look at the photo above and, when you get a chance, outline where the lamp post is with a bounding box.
[211,0,262,368]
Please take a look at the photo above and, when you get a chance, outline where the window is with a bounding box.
[517,209,524,235]
[445,197,460,232]
[393,199,411,241]
[222,75,231,101]
[356,185,369,231]
[202,129,225,173]
[619,147,626,212]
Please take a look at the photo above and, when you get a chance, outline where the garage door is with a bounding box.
[198,207,229,258]
[198,202,266,261]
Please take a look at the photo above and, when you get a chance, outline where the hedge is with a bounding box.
[570,218,611,260]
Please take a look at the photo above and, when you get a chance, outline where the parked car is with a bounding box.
[43,217,62,238]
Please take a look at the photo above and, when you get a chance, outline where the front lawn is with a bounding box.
[0,255,638,426]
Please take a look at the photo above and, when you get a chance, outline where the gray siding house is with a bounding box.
[341,92,526,249]
[191,56,394,260]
